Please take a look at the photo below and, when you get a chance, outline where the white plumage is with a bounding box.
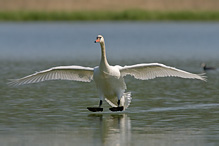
[119,63,205,81]
[9,66,93,86]
[9,35,206,111]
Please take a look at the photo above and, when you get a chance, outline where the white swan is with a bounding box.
[9,35,206,112]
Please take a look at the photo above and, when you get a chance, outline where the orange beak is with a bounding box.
[95,38,100,43]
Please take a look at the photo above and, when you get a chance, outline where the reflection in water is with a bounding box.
[88,114,131,146]
[0,113,212,146]
[87,113,208,146]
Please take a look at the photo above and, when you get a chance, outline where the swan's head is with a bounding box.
[94,35,104,43]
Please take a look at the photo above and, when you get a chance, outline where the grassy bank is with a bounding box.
[1,10,219,21]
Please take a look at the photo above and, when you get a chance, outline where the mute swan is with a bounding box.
[9,35,206,112]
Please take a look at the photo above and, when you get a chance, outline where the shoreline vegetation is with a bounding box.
[0,10,219,21]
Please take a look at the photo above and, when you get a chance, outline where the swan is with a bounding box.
[9,35,206,112]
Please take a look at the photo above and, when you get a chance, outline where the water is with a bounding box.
[0,22,219,146]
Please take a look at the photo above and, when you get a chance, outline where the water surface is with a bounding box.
[0,22,219,146]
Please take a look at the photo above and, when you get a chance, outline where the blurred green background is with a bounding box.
[0,0,219,21]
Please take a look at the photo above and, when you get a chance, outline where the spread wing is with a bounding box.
[8,65,94,86]
[119,63,206,81]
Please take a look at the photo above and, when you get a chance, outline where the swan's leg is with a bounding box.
[99,100,103,107]
[109,99,124,112]
[87,99,103,112]
[117,100,120,107]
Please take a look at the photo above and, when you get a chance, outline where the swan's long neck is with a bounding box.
[100,41,109,69]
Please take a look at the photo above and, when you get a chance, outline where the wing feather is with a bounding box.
[8,65,94,86]
[119,63,206,81]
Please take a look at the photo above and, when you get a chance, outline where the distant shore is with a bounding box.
[1,0,219,21]
[1,10,219,21]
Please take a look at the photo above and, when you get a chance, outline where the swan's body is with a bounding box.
[9,35,206,111]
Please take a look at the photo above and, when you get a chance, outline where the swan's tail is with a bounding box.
[122,92,132,109]
[105,92,132,110]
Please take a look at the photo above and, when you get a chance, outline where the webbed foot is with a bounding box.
[87,107,103,112]
[109,106,124,112]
